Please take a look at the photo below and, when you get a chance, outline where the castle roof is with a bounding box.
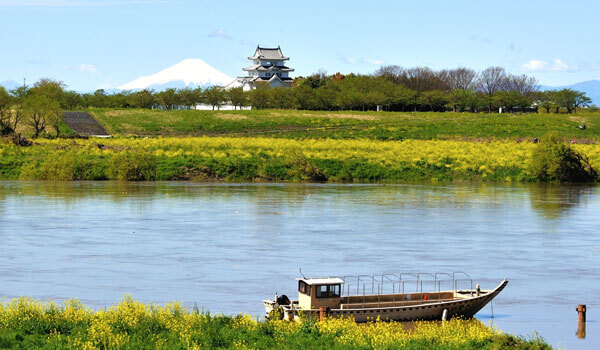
[243,64,294,72]
[248,46,289,60]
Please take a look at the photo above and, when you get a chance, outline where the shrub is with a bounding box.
[529,134,597,182]
[107,151,157,181]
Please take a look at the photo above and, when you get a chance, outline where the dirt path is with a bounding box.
[63,111,110,136]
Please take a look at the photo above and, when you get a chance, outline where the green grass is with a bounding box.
[90,108,600,141]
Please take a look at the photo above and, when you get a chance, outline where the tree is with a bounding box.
[449,89,476,112]
[0,86,13,134]
[269,87,299,109]
[573,91,592,113]
[9,85,29,132]
[90,89,108,108]
[374,65,404,84]
[537,91,557,113]
[477,66,506,112]
[419,90,449,112]
[226,87,248,110]
[203,86,226,110]
[63,91,83,110]
[495,90,529,113]
[129,90,156,109]
[32,78,67,108]
[555,89,591,113]
[23,94,60,137]
[177,87,202,108]
[248,83,271,109]
[445,68,477,90]
[156,88,179,110]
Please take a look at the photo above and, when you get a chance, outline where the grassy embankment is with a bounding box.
[2,109,599,182]
[0,297,552,349]
[90,108,600,141]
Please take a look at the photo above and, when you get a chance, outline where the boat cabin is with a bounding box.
[297,277,344,310]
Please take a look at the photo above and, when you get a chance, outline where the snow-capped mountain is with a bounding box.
[118,59,233,91]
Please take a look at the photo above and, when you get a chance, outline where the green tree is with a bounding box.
[226,87,248,110]
[538,91,558,113]
[9,85,29,132]
[269,87,299,109]
[129,90,156,109]
[248,83,271,109]
[156,88,179,110]
[177,87,202,108]
[419,90,449,112]
[63,91,83,110]
[495,90,529,113]
[448,89,476,112]
[31,78,66,107]
[203,86,226,110]
[90,89,108,107]
[0,86,13,134]
[23,94,61,137]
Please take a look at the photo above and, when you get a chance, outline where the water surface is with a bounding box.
[0,181,598,349]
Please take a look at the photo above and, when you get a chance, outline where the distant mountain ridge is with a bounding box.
[118,58,233,91]
[540,80,600,105]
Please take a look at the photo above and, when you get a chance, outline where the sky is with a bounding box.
[1,0,599,91]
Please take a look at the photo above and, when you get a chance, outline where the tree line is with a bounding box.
[0,66,594,137]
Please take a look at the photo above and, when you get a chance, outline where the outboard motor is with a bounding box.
[277,294,291,306]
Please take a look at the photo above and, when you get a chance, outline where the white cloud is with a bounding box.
[521,58,578,72]
[78,64,99,75]
[208,29,232,40]
[363,58,384,66]
[340,56,357,64]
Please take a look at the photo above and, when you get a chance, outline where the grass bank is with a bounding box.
[2,136,600,182]
[90,108,600,141]
[0,297,552,349]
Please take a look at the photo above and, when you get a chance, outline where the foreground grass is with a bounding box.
[0,297,551,350]
[90,108,600,140]
[1,136,600,182]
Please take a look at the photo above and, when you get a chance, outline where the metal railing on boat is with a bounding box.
[340,272,474,308]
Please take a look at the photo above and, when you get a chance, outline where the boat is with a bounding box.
[263,273,508,322]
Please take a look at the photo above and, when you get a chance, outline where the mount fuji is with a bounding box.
[118,59,234,91]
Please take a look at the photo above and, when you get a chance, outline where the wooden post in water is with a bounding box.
[576,304,586,339]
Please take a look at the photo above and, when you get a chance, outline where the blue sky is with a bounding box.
[1,0,599,91]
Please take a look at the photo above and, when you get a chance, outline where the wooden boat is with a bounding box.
[263,273,508,322]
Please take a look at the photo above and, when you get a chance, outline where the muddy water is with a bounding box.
[0,181,598,349]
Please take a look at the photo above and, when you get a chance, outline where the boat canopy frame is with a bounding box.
[339,272,474,298]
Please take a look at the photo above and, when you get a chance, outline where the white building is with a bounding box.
[225,46,294,90]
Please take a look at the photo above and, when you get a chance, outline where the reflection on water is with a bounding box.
[529,184,596,219]
[0,181,599,350]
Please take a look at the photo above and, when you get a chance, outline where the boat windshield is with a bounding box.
[298,280,311,295]
[316,284,340,298]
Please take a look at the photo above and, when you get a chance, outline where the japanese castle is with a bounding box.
[226,46,294,90]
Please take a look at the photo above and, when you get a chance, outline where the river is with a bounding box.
[0,181,598,349]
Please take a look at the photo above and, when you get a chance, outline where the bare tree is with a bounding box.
[477,66,506,112]
[374,65,405,84]
[403,67,441,93]
[445,68,478,90]
[502,74,538,96]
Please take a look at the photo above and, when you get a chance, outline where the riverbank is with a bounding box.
[0,297,551,349]
[90,108,600,141]
[1,136,599,182]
